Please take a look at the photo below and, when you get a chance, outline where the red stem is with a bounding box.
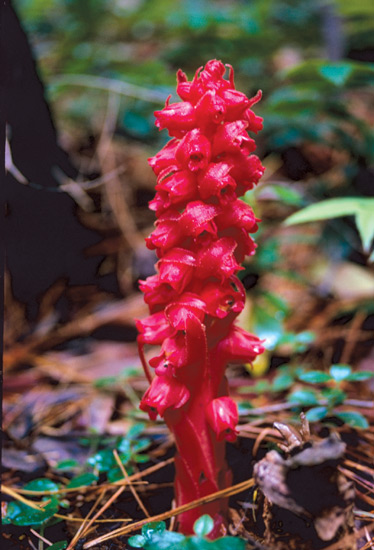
[164,351,230,535]
[137,341,153,384]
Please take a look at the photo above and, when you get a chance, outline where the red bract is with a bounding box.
[138,59,265,535]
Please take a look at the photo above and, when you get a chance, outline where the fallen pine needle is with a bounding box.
[113,449,150,518]
[83,477,255,548]
[54,513,132,523]
[66,489,108,550]
[2,485,49,511]
[30,529,53,546]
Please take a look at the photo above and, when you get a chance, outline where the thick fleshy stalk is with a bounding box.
[137,60,265,534]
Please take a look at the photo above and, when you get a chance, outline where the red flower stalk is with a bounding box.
[137,59,265,535]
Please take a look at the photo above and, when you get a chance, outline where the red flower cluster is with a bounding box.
[137,59,265,534]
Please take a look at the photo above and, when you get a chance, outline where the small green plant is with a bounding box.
[3,423,151,529]
[290,364,374,428]
[85,422,151,483]
[128,516,246,549]
[239,363,374,429]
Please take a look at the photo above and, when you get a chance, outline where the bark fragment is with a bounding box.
[254,430,355,550]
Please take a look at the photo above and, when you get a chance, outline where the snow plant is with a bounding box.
[137,59,265,535]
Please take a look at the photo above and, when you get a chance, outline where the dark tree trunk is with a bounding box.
[3,1,118,320]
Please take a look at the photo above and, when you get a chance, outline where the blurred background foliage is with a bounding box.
[11,0,374,366]
[4,2,374,539]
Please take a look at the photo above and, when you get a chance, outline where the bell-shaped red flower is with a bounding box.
[218,325,265,364]
[158,248,196,292]
[149,138,180,175]
[197,162,236,201]
[196,237,241,281]
[154,96,196,137]
[212,120,256,157]
[206,396,239,442]
[140,375,190,420]
[136,311,173,345]
[176,128,211,172]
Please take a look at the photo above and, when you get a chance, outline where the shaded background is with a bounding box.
[6,0,374,360]
[3,0,374,548]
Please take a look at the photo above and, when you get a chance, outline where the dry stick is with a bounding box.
[113,449,150,518]
[2,485,49,511]
[97,92,143,252]
[83,477,255,549]
[54,513,132,523]
[51,74,166,104]
[340,310,367,365]
[251,427,277,457]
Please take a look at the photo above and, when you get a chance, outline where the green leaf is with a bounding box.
[335,411,369,429]
[24,478,60,493]
[143,531,186,549]
[276,331,315,353]
[3,501,58,526]
[319,64,353,86]
[193,515,214,537]
[263,183,305,207]
[298,371,332,384]
[329,364,352,382]
[284,198,374,253]
[305,406,329,422]
[237,401,254,414]
[66,472,98,489]
[284,60,374,89]
[142,521,166,538]
[127,422,146,440]
[55,459,79,471]
[321,387,347,406]
[285,198,365,225]
[128,535,146,548]
[134,454,150,463]
[253,305,284,350]
[345,371,374,381]
[247,380,272,394]
[132,438,151,453]
[356,206,374,252]
[107,467,124,483]
[271,373,294,392]
[288,389,319,406]
[48,542,68,550]
[94,376,119,388]
[210,537,246,550]
[3,480,60,527]
[87,449,115,472]
[186,538,211,550]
